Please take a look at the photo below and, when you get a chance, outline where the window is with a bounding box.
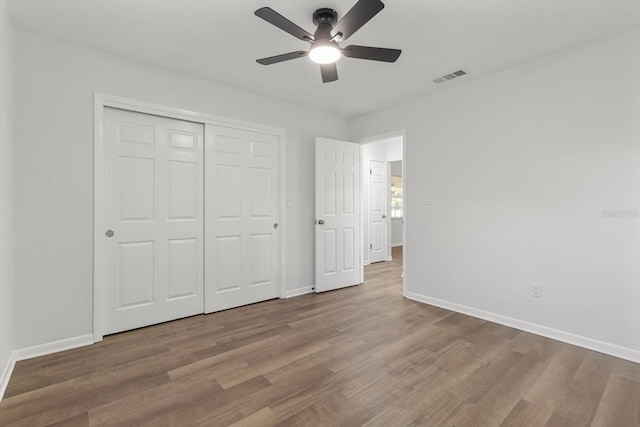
[391,175,403,219]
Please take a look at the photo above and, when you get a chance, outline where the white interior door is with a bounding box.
[369,159,387,263]
[103,107,204,335]
[315,137,361,292]
[205,125,280,312]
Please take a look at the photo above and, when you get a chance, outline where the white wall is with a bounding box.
[0,0,15,391]
[390,160,403,247]
[386,138,402,162]
[14,31,349,349]
[350,28,640,357]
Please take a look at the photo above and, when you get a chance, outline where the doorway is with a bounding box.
[360,135,404,270]
[313,132,405,295]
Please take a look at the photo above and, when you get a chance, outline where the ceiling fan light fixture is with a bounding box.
[255,0,400,82]
[309,44,342,64]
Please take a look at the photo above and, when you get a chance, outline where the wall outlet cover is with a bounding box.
[531,283,542,298]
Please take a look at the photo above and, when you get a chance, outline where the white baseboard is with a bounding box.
[0,352,16,401]
[285,286,314,298]
[405,291,640,364]
[13,334,95,362]
[1,334,95,402]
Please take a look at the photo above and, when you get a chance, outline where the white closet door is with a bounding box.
[205,125,280,312]
[369,159,387,263]
[315,137,361,292]
[103,107,204,335]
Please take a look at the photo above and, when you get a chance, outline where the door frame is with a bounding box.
[357,130,406,296]
[93,93,287,342]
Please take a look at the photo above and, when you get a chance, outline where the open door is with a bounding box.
[315,137,361,292]
[368,159,388,263]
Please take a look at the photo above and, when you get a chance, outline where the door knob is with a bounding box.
[105,230,115,238]
[382,215,387,219]
[273,223,279,229]
[317,219,325,225]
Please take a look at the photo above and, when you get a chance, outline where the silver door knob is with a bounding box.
[317,219,325,225]
[105,230,114,238]
[273,223,279,229]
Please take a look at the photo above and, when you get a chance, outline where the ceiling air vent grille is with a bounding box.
[433,69,467,84]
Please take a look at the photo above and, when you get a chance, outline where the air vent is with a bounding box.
[433,69,467,84]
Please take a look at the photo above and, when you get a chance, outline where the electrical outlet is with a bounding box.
[531,283,542,298]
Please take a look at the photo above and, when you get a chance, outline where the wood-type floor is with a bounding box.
[1,247,640,426]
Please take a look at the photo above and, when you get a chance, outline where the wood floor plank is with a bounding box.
[47,412,90,427]
[87,376,224,426]
[215,341,330,389]
[590,374,640,426]
[1,247,639,426]
[499,399,553,427]
[447,344,555,426]
[228,407,278,427]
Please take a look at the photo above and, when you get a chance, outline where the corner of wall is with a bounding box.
[0,0,17,400]
[0,351,16,400]
[405,291,640,364]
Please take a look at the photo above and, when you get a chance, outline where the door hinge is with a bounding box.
[370,169,373,175]
[370,243,372,249]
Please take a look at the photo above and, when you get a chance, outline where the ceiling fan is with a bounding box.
[254,0,401,83]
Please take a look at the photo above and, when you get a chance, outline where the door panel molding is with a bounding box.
[94,93,286,342]
[315,137,361,292]
[368,159,387,264]
[204,125,280,312]
[102,107,206,335]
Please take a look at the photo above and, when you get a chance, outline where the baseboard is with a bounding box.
[0,351,16,401]
[405,291,640,364]
[285,286,314,298]
[13,334,95,362]
[386,256,393,262]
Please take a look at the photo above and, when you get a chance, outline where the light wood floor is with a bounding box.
[2,247,639,426]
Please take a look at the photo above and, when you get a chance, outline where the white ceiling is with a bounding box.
[7,0,640,118]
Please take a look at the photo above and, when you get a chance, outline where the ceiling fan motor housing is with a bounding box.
[313,8,338,27]
[313,8,338,41]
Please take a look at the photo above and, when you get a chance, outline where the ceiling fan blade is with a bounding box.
[256,51,308,65]
[320,63,338,83]
[331,0,384,41]
[342,45,401,62]
[255,7,314,42]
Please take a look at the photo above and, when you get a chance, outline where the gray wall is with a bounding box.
[0,0,15,389]
[350,28,640,355]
